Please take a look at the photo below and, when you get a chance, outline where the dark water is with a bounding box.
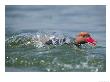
[5,5,106,72]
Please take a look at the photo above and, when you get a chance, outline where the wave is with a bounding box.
[5,32,106,72]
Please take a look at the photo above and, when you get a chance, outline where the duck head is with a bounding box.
[75,32,96,46]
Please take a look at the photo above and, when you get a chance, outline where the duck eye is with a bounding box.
[87,34,90,37]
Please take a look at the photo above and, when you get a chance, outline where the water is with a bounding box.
[5,5,106,72]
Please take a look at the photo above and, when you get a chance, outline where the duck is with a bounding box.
[35,32,96,47]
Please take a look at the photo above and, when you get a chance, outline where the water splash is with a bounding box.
[6,32,71,48]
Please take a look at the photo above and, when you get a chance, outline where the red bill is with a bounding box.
[85,37,96,46]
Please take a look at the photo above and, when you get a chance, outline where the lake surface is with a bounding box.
[5,5,106,72]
